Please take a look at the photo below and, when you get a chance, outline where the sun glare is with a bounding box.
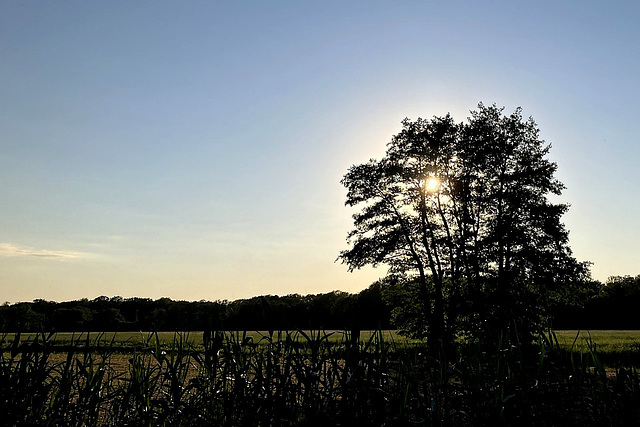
[425,177,440,192]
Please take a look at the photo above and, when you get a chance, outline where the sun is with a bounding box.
[425,177,440,192]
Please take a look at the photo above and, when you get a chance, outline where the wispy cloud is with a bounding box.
[0,243,92,260]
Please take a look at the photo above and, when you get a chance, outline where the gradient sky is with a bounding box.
[1,1,639,302]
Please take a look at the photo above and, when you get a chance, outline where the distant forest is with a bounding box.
[0,282,391,332]
[1,275,638,332]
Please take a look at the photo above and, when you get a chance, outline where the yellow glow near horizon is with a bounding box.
[425,177,440,192]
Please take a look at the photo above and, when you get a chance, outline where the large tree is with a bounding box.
[339,103,589,348]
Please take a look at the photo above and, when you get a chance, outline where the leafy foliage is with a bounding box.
[0,286,392,332]
[553,275,640,329]
[340,104,591,342]
[2,330,640,425]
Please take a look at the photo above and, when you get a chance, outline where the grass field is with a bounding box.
[3,329,417,351]
[6,330,640,353]
[554,330,640,353]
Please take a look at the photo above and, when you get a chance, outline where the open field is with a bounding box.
[554,330,640,353]
[2,330,417,351]
[6,329,640,352]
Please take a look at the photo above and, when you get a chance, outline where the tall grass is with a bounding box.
[2,329,640,425]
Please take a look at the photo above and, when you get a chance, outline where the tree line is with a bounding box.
[0,275,638,332]
[0,282,391,332]
[553,274,640,330]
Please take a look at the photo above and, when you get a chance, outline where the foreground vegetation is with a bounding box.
[2,329,640,426]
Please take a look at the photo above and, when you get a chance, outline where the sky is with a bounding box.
[1,1,639,302]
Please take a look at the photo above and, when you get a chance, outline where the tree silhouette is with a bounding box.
[339,103,590,350]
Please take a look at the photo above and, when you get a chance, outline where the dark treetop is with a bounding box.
[339,103,590,343]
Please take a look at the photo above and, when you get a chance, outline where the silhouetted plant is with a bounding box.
[339,103,591,351]
[3,330,640,425]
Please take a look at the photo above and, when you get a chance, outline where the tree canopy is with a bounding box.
[340,103,590,346]
[0,286,392,332]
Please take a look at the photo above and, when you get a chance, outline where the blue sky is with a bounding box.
[1,1,639,302]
